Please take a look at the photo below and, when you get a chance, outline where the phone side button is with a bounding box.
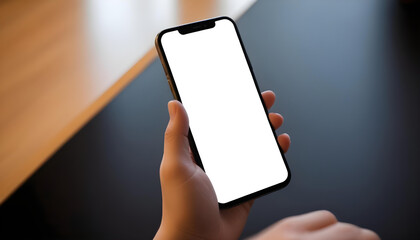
[167,80,176,97]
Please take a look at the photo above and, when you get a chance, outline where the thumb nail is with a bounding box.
[168,101,177,119]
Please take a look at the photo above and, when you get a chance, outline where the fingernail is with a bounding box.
[168,101,177,119]
[284,133,291,143]
[276,113,283,119]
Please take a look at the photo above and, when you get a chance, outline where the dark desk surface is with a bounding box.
[1,0,419,239]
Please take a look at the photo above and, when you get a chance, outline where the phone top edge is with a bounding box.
[155,16,235,102]
[155,16,234,40]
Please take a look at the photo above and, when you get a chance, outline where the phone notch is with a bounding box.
[178,20,216,35]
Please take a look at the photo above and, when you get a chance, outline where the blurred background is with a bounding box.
[0,0,419,239]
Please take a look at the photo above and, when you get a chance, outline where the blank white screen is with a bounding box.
[161,19,288,204]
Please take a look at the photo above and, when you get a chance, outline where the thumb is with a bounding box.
[161,101,193,178]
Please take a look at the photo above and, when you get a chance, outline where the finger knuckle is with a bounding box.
[318,210,338,223]
[164,130,175,141]
[159,160,175,180]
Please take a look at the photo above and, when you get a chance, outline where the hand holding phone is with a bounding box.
[156,16,290,207]
[156,92,291,240]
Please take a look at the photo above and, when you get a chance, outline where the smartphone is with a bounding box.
[155,16,290,208]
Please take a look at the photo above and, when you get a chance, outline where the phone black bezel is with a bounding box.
[155,16,291,209]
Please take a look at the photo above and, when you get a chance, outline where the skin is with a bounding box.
[154,91,380,240]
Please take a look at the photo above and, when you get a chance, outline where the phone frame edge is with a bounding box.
[154,16,291,209]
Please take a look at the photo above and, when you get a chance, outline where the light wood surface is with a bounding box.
[0,0,256,204]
